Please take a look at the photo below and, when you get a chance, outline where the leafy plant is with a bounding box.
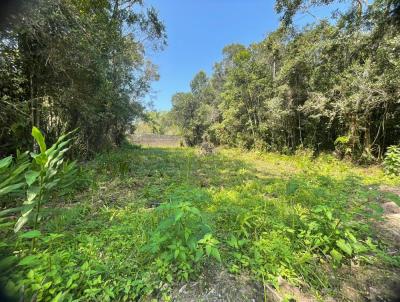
[0,127,78,245]
[1,143,398,301]
[13,127,78,235]
[0,151,30,202]
[334,136,352,159]
[296,204,374,265]
[384,145,400,176]
[145,201,220,282]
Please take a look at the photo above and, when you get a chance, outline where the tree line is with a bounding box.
[170,0,400,162]
[0,0,165,158]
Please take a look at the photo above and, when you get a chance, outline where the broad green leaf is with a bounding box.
[32,127,46,153]
[20,230,41,239]
[365,237,377,250]
[14,216,29,233]
[42,233,64,243]
[352,242,368,253]
[336,239,352,256]
[0,256,16,270]
[325,210,333,220]
[21,203,35,217]
[187,237,197,250]
[0,162,30,189]
[34,153,48,166]
[0,156,12,169]
[66,276,74,288]
[25,170,40,186]
[45,129,76,158]
[18,255,39,266]
[227,235,238,248]
[43,281,52,290]
[174,210,183,222]
[184,228,190,240]
[45,179,60,190]
[205,244,211,256]
[195,249,204,262]
[180,250,187,261]
[51,292,64,302]
[0,182,24,195]
[0,221,14,229]
[210,247,221,262]
[188,207,201,216]
[345,231,357,243]
[46,167,59,179]
[26,186,40,203]
[330,249,343,262]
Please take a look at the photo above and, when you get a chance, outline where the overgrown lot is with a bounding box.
[1,144,400,301]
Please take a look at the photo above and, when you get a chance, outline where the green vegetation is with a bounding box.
[170,0,400,161]
[0,0,165,157]
[384,145,400,176]
[1,141,399,300]
[135,111,180,136]
[1,0,400,301]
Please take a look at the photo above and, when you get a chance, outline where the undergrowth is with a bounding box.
[1,144,399,301]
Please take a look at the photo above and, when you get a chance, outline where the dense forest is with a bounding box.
[1,0,399,161]
[1,0,400,301]
[0,0,165,157]
[165,0,400,162]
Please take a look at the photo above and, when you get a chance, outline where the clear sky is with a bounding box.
[144,0,344,111]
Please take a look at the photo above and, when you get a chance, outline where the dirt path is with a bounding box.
[377,186,400,249]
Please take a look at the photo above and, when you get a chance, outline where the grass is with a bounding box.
[1,144,400,301]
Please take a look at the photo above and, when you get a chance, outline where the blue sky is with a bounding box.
[144,0,345,111]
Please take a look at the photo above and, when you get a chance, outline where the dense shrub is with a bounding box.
[384,145,400,176]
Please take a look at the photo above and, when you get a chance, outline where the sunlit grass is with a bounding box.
[2,144,399,301]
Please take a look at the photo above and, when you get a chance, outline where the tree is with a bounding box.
[0,0,166,157]
[168,0,400,161]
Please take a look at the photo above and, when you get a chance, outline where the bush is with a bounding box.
[384,145,400,176]
[334,136,352,159]
[0,127,79,241]
[145,202,220,282]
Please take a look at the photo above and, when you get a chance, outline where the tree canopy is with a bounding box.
[0,0,165,157]
[170,0,400,161]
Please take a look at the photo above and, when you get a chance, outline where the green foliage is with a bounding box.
[145,202,220,283]
[334,136,352,159]
[135,111,180,136]
[274,0,365,25]
[220,174,379,287]
[170,71,215,146]
[168,0,400,160]
[0,152,30,200]
[296,204,376,264]
[384,145,400,176]
[0,126,79,257]
[12,127,77,234]
[1,145,398,300]
[0,0,165,157]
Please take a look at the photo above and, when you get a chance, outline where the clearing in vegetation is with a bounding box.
[1,142,400,301]
[1,0,400,301]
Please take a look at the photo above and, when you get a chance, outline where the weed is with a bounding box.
[384,145,400,176]
[145,202,220,284]
[1,144,399,301]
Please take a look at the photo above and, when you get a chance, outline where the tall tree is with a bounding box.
[0,0,166,157]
